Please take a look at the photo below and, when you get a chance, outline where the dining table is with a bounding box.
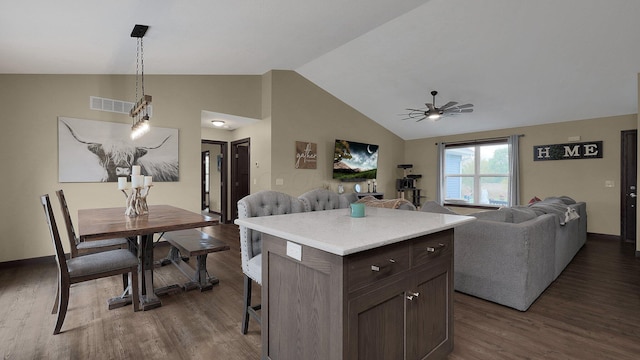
[77,204,219,310]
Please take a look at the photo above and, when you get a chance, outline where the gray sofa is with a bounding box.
[422,197,587,311]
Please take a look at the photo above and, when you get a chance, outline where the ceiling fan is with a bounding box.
[402,90,473,122]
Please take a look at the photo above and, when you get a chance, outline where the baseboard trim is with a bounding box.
[587,232,620,241]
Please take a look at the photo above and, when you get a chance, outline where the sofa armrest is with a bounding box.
[454,213,557,311]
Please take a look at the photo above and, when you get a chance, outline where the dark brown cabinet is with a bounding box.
[262,229,454,360]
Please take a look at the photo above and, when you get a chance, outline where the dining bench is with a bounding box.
[155,229,230,292]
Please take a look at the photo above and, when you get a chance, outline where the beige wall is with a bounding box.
[405,114,637,235]
[267,70,405,197]
[2,71,638,262]
[1,74,261,262]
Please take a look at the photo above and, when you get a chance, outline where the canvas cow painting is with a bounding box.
[58,117,179,182]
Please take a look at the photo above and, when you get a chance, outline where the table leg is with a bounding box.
[139,234,162,310]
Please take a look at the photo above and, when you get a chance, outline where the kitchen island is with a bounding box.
[235,207,474,360]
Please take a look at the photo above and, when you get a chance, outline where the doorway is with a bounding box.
[620,129,637,244]
[201,140,228,223]
[231,138,251,221]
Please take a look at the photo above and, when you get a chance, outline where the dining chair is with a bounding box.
[237,190,305,334]
[56,189,129,258]
[40,194,140,335]
[299,188,351,211]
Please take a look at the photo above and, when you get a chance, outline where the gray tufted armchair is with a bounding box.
[237,190,305,334]
[299,188,354,211]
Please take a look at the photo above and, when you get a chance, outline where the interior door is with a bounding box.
[201,150,209,211]
[621,130,637,244]
[231,138,250,221]
[201,140,228,223]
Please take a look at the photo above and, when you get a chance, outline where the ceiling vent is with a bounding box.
[90,96,153,116]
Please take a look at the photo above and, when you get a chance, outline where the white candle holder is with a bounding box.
[121,185,152,217]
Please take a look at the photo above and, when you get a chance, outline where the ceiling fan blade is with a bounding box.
[456,103,474,109]
[439,101,458,110]
[443,107,474,114]
[426,103,435,112]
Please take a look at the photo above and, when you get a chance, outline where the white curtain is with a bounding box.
[436,142,445,204]
[508,134,520,206]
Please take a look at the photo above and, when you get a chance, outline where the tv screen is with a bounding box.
[333,139,379,181]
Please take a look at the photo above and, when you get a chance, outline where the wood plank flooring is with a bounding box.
[0,226,638,359]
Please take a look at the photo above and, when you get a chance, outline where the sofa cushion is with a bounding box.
[472,210,509,222]
[502,207,538,223]
[544,196,576,205]
[420,201,456,214]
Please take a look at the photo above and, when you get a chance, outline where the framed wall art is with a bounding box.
[58,116,179,182]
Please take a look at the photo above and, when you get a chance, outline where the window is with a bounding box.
[442,139,511,207]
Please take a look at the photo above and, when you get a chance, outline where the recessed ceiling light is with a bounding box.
[211,120,225,127]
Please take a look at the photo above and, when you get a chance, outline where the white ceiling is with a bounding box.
[2,0,639,140]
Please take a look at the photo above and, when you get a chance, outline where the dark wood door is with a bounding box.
[621,130,637,244]
[231,138,250,221]
[348,282,406,360]
[406,260,452,360]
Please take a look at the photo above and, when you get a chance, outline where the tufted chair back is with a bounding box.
[237,190,305,284]
[298,188,350,212]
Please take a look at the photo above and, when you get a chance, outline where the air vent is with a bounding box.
[89,96,153,116]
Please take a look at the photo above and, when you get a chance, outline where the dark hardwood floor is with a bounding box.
[0,226,638,359]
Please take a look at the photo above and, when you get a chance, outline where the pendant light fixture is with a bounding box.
[130,24,152,140]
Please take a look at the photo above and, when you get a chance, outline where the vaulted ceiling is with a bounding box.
[2,0,639,140]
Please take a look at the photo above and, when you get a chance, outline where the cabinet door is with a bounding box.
[348,281,406,360]
[405,259,453,360]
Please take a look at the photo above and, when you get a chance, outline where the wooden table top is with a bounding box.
[78,205,218,241]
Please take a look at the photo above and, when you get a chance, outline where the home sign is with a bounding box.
[533,141,602,161]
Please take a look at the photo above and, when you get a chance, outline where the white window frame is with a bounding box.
[441,139,511,207]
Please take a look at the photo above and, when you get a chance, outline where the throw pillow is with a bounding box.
[509,207,538,223]
[528,196,541,205]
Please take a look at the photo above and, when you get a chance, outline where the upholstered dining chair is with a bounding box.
[298,188,352,211]
[237,190,305,334]
[40,194,140,335]
[56,189,129,258]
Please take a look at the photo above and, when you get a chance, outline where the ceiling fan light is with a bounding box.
[428,113,441,120]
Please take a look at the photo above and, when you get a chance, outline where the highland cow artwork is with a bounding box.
[58,117,179,182]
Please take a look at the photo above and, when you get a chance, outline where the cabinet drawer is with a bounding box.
[347,243,409,291]
[411,231,452,267]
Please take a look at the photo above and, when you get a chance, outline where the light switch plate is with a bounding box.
[286,241,302,261]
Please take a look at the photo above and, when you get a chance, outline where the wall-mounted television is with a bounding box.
[333,139,379,181]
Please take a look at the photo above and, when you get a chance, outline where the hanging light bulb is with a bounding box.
[130,24,152,140]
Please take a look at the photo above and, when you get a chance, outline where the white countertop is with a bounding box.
[234,207,475,256]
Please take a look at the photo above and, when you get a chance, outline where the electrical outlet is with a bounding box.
[286,241,302,261]
[276,178,284,186]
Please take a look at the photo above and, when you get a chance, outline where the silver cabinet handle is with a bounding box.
[371,259,396,272]
[426,243,446,253]
[406,291,420,301]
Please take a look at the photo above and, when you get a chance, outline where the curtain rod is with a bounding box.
[435,134,524,146]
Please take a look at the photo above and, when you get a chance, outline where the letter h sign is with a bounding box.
[533,141,603,161]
